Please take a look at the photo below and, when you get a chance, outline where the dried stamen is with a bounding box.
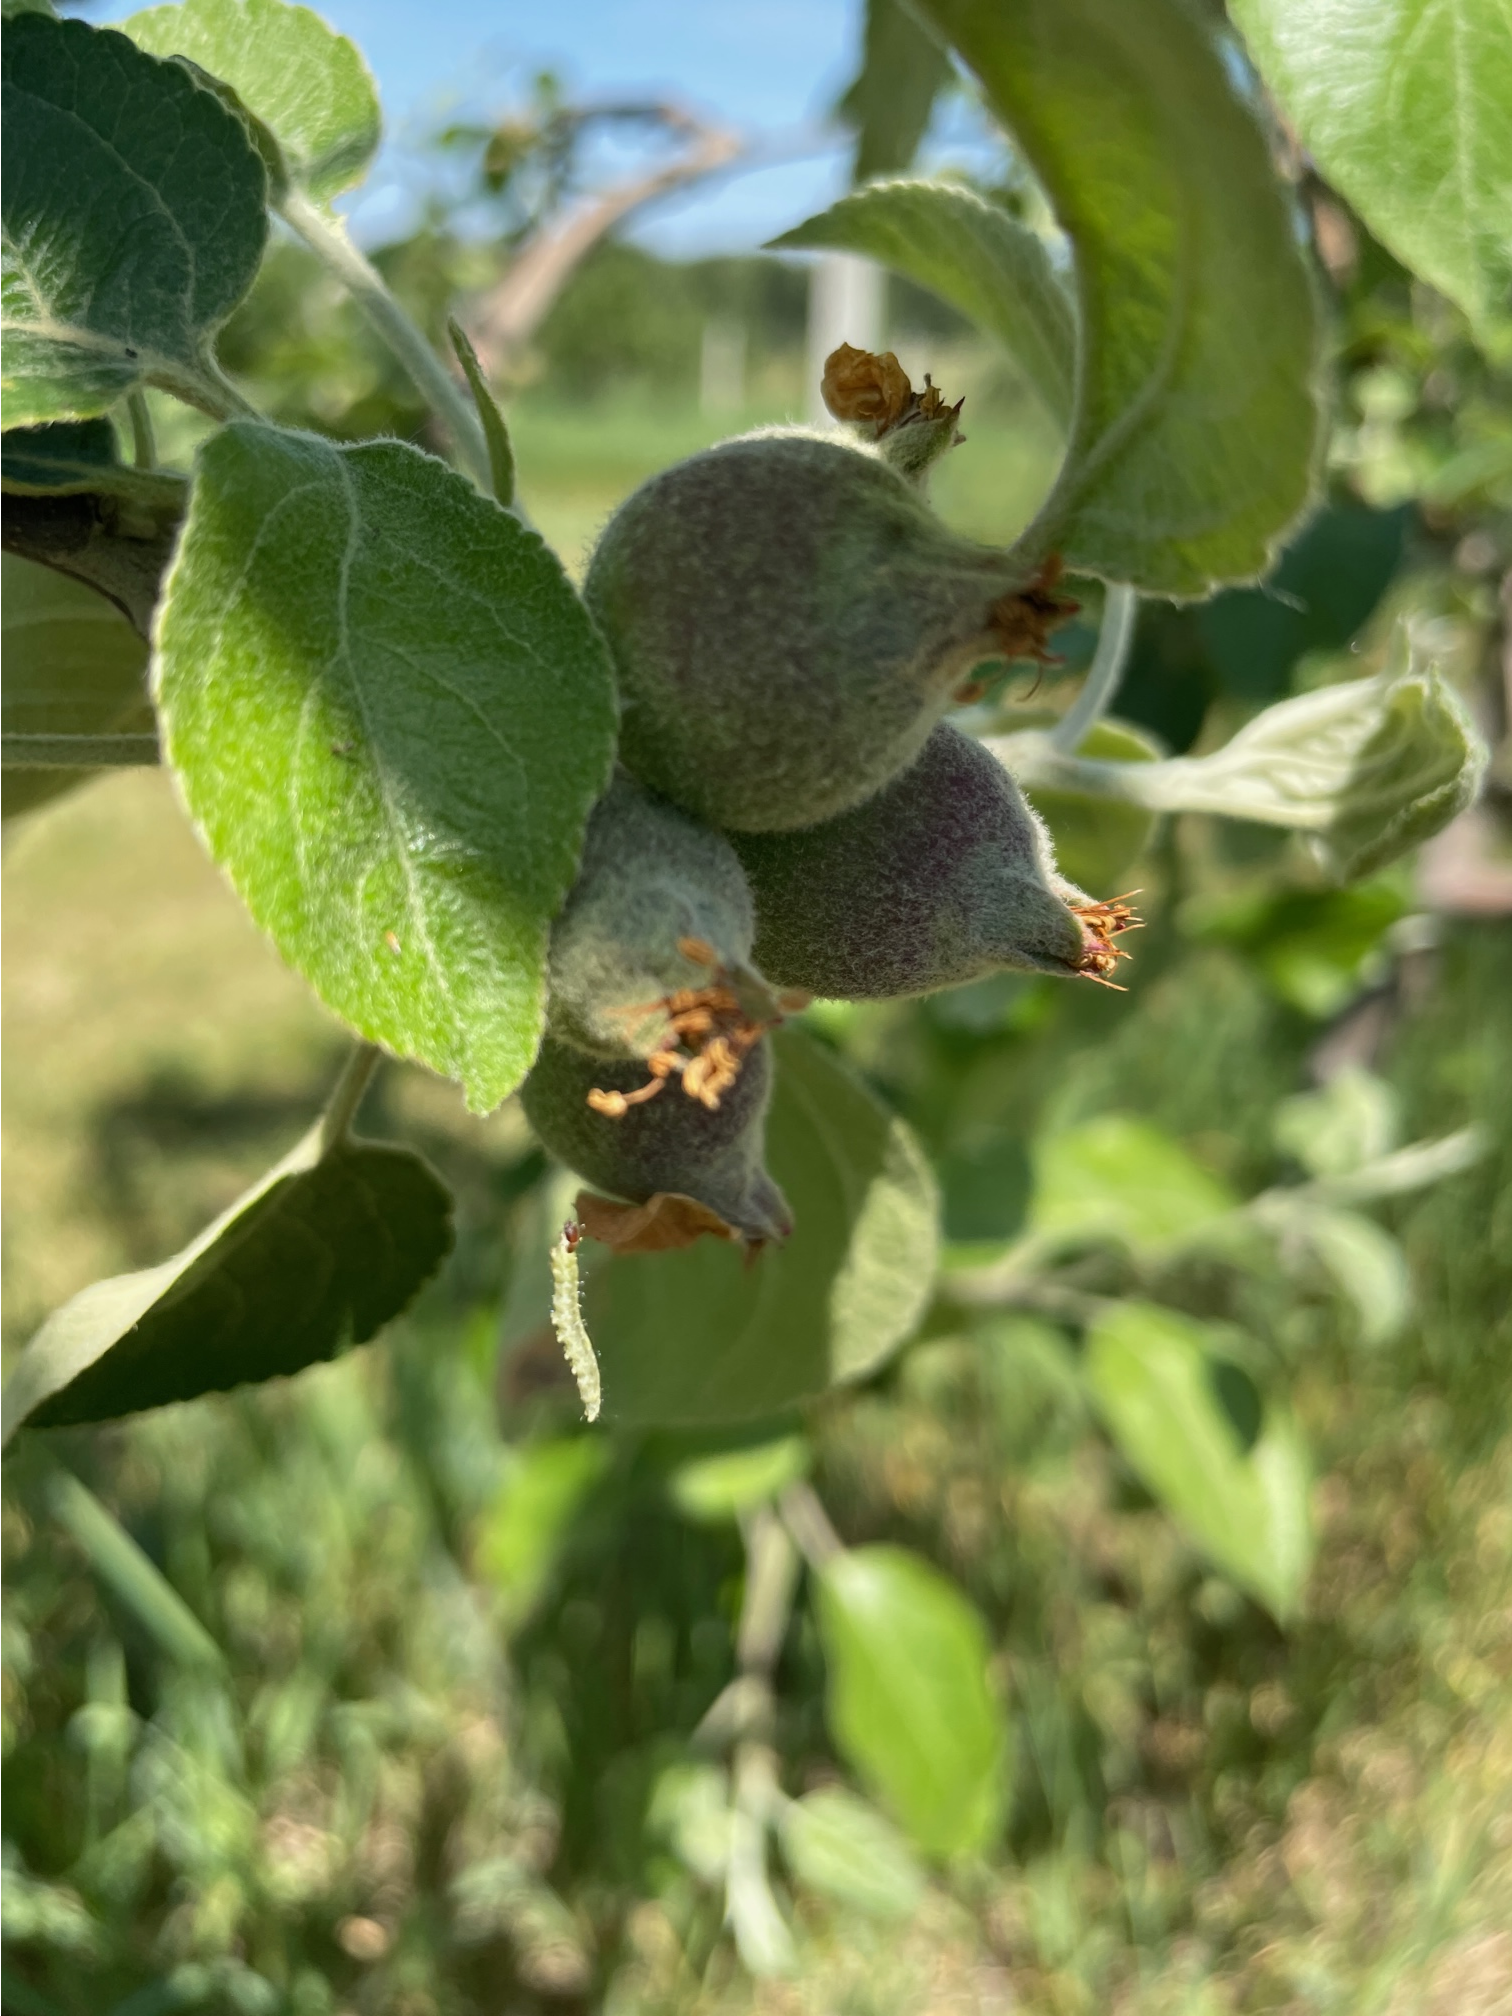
[1070,890,1143,989]
[990,554,1080,669]
[588,953,793,1119]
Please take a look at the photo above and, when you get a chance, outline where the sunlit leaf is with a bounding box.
[1,1127,453,1439]
[1184,877,1408,1019]
[1031,1114,1236,1253]
[1,14,267,425]
[1273,1067,1398,1180]
[668,1436,810,1523]
[1297,1208,1412,1347]
[474,1436,611,1625]
[913,0,1323,593]
[580,1029,938,1427]
[1086,1301,1313,1619]
[154,422,617,1111]
[1231,0,1512,339]
[774,180,1074,426]
[815,1545,1008,1857]
[123,0,381,205]
[1315,666,1488,880]
[648,1762,734,1885]
[778,1788,926,1920]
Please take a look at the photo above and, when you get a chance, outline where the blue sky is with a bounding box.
[104,0,886,256]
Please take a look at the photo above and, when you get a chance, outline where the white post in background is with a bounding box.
[806,253,885,425]
[700,317,747,417]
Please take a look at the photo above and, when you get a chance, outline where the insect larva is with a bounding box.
[549,1219,601,1423]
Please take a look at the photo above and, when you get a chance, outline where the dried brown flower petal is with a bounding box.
[821,342,913,428]
[575,1188,740,1253]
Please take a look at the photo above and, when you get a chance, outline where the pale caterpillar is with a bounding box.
[549,1219,601,1422]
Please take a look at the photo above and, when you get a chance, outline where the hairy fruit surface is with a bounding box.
[733,722,1105,1000]
[546,771,761,1060]
[583,429,1055,831]
[520,1033,792,1246]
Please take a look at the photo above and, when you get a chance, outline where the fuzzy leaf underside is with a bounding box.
[773,180,1075,427]
[0,14,267,425]
[912,0,1324,594]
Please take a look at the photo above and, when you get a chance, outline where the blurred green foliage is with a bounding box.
[5,16,1512,2015]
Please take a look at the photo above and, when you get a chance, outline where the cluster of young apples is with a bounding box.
[521,348,1130,1248]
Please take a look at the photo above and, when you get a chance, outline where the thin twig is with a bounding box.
[777,1480,844,1571]
[278,188,491,488]
[127,389,157,470]
[317,1042,383,1154]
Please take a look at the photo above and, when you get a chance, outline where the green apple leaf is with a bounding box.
[1273,1066,1398,1180]
[1,14,267,425]
[995,656,1488,881]
[580,1027,938,1426]
[1231,0,1512,339]
[815,1546,1008,1857]
[2,416,112,487]
[1085,1301,1314,1620]
[1,1127,453,1439]
[778,1788,926,1921]
[1031,1114,1237,1253]
[912,0,1324,593]
[448,318,515,508]
[123,0,381,206]
[1298,1208,1412,1347]
[2,418,188,521]
[668,1436,811,1523]
[1,551,153,820]
[474,1436,612,1626]
[773,180,1074,426]
[837,0,953,184]
[154,422,617,1111]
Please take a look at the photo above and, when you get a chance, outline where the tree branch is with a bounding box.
[466,105,743,374]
